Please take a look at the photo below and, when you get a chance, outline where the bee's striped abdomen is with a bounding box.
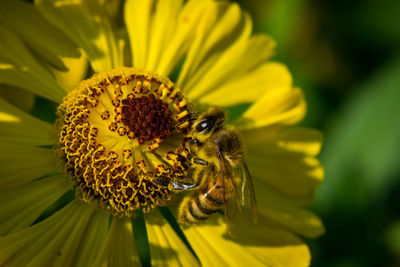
[179,178,224,224]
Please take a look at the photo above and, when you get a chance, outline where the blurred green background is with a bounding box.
[235,0,400,266]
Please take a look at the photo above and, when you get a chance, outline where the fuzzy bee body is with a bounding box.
[153,107,257,235]
[177,108,257,235]
[179,163,224,223]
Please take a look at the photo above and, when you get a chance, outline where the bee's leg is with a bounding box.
[192,157,208,165]
[152,176,171,187]
[174,164,212,191]
[153,176,199,190]
[172,181,199,190]
[184,146,208,166]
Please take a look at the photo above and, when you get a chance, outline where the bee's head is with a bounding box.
[190,107,226,143]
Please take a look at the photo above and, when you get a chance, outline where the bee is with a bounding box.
[156,107,257,235]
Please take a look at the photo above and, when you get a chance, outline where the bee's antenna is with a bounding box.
[174,112,198,130]
[188,111,198,117]
[186,111,198,122]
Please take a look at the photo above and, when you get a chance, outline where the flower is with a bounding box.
[0,0,324,266]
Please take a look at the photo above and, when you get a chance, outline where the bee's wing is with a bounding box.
[238,162,258,224]
[217,152,258,237]
[217,152,241,237]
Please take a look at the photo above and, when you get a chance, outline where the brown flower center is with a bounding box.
[121,94,173,144]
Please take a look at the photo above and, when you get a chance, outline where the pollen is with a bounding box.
[55,68,191,217]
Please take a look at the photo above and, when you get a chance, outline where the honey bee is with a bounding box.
[156,107,258,235]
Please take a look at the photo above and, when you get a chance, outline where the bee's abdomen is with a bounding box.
[179,187,223,224]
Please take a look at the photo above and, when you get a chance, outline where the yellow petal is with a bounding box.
[259,208,324,239]
[35,0,123,72]
[256,191,325,238]
[143,0,184,72]
[234,88,306,130]
[252,180,313,208]
[0,98,54,146]
[125,0,208,74]
[248,151,323,198]
[124,0,154,69]
[243,127,324,198]
[93,217,142,267]
[72,210,110,267]
[52,50,89,92]
[0,26,66,103]
[155,0,213,76]
[0,200,94,266]
[145,209,200,266]
[178,2,251,93]
[0,0,80,70]
[0,84,35,113]
[245,128,323,156]
[274,128,323,156]
[199,62,291,107]
[182,214,310,267]
[0,143,56,190]
[187,34,276,102]
[0,175,70,235]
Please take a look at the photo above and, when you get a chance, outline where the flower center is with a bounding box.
[55,68,191,217]
[121,94,173,144]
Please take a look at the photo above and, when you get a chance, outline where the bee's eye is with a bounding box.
[196,117,215,133]
[196,121,208,132]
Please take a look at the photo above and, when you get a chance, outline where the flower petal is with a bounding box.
[248,150,323,198]
[257,199,325,238]
[0,175,71,236]
[139,0,184,72]
[243,127,324,199]
[0,84,35,113]
[52,51,89,92]
[71,210,110,267]
[0,142,56,189]
[93,217,142,267]
[0,200,94,266]
[178,2,251,93]
[145,210,200,266]
[234,126,325,236]
[234,88,306,130]
[0,26,66,103]
[125,0,212,76]
[245,128,323,156]
[199,62,291,107]
[182,214,310,267]
[124,0,154,69]
[187,34,276,102]
[35,0,123,72]
[0,0,80,70]
[273,128,323,156]
[154,0,212,77]
[0,98,54,146]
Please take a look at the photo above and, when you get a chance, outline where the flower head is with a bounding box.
[0,0,324,266]
[55,68,191,217]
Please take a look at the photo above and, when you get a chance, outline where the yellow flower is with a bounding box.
[0,0,324,266]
